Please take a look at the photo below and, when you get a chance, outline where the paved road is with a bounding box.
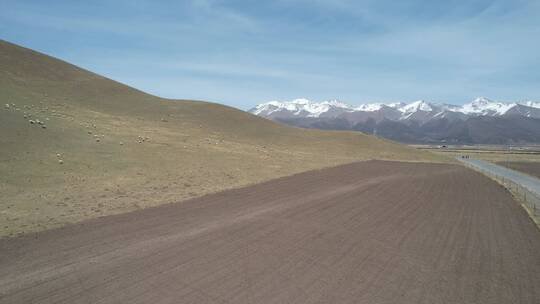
[1,160,540,303]
[458,158,540,196]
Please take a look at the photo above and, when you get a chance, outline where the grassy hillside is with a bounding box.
[0,40,446,237]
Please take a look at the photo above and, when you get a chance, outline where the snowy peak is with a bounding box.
[398,100,433,113]
[459,97,516,116]
[251,98,354,118]
[354,103,383,112]
[522,101,540,108]
[472,97,493,106]
[319,99,349,108]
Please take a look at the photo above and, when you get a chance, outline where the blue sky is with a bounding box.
[1,0,539,109]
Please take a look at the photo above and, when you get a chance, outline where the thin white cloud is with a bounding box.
[2,0,539,107]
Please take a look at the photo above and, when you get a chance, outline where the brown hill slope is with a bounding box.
[0,40,446,237]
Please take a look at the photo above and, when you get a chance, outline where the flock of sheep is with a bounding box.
[5,103,48,129]
[5,102,152,166]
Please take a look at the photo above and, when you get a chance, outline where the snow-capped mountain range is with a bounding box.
[249,97,540,144]
[251,97,540,120]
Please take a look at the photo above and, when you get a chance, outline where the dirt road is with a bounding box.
[1,161,540,303]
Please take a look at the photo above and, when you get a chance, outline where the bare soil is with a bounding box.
[1,160,539,303]
[498,161,540,179]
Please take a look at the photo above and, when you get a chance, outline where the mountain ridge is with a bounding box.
[251,97,540,118]
[250,97,540,144]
